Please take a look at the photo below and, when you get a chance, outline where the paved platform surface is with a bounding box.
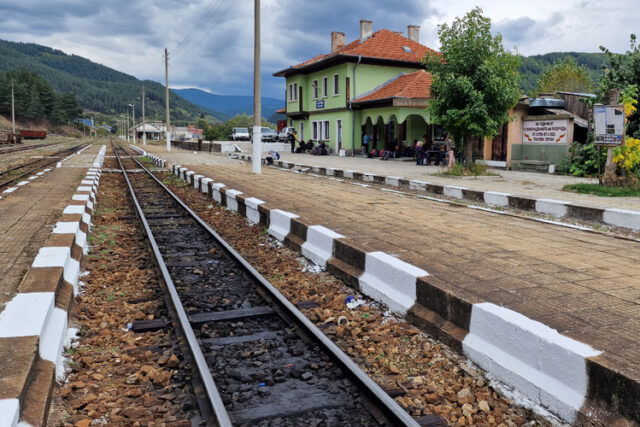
[227,141,640,212]
[146,144,640,394]
[0,145,102,311]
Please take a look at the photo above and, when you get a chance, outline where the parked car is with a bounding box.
[250,127,277,142]
[260,127,277,142]
[277,127,296,141]
[230,127,250,141]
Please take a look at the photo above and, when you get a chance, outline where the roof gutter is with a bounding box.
[351,54,362,156]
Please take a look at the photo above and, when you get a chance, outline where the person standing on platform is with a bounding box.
[288,130,297,153]
[362,133,370,154]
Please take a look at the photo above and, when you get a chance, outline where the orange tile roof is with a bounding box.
[289,29,439,70]
[274,107,286,114]
[353,70,432,103]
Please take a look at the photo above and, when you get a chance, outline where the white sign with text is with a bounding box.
[522,119,569,144]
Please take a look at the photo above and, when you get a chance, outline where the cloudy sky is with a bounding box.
[0,0,638,99]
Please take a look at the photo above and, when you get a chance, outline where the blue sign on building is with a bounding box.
[316,100,325,109]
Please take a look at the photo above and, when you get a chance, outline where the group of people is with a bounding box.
[288,130,328,155]
[362,133,456,169]
[414,137,455,168]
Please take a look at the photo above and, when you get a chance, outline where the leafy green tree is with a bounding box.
[535,56,593,95]
[599,34,640,138]
[423,7,521,164]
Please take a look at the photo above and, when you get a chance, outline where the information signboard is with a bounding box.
[594,105,625,145]
[522,119,569,144]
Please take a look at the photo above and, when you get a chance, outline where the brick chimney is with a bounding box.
[331,31,345,52]
[407,25,420,42]
[360,20,373,41]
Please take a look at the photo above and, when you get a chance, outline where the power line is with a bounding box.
[169,0,229,56]
[171,0,235,61]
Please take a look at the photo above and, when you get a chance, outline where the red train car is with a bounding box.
[19,130,47,140]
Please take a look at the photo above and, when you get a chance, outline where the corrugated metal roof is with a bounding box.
[543,108,589,128]
[530,98,566,108]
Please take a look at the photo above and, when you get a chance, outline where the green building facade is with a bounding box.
[274,25,443,155]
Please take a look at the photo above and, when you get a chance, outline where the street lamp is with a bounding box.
[129,103,136,144]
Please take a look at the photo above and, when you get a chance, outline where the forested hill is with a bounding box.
[0,39,219,122]
[519,52,609,95]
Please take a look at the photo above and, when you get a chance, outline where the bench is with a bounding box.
[518,160,551,171]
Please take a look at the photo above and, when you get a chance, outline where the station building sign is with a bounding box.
[522,119,569,144]
[594,105,625,145]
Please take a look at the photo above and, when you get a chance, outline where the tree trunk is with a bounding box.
[464,137,473,166]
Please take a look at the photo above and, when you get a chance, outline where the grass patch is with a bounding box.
[435,162,500,177]
[562,183,640,197]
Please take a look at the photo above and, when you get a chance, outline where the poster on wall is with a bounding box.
[522,119,569,144]
[593,105,624,145]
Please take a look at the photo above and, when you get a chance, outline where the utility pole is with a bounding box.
[126,109,130,142]
[129,103,136,144]
[252,0,262,174]
[164,48,171,152]
[142,86,146,145]
[11,82,16,142]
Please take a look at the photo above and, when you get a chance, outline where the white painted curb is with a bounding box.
[359,252,428,314]
[301,225,344,269]
[603,208,640,231]
[484,191,510,207]
[268,210,299,241]
[443,185,466,199]
[225,189,243,212]
[409,179,429,191]
[463,303,601,423]
[0,399,20,426]
[244,197,265,224]
[385,176,403,187]
[343,170,355,179]
[212,183,226,204]
[53,221,87,254]
[193,175,204,189]
[32,247,80,295]
[0,292,55,338]
[535,199,569,217]
[200,178,213,194]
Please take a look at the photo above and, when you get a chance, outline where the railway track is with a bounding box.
[0,142,90,190]
[114,144,422,426]
[0,139,68,154]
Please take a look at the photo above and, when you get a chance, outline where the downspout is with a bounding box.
[350,54,362,156]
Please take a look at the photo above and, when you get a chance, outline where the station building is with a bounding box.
[273,20,441,155]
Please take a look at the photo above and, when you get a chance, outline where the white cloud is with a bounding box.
[0,0,638,97]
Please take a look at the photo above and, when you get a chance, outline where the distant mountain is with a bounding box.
[174,88,284,123]
[0,39,217,123]
[519,52,609,95]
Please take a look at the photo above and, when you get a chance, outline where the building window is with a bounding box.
[322,77,328,97]
[288,83,297,102]
[312,80,319,99]
[333,74,339,96]
[312,121,318,140]
[323,120,330,140]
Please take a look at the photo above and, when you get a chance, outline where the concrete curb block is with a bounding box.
[535,199,569,217]
[193,175,204,189]
[268,210,299,241]
[603,208,640,231]
[463,302,602,423]
[224,189,243,212]
[236,157,640,232]
[200,177,213,194]
[359,252,428,314]
[158,157,636,424]
[244,197,265,224]
[0,148,104,426]
[483,191,511,207]
[212,183,226,204]
[300,226,344,269]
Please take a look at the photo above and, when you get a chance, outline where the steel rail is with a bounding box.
[0,142,91,189]
[114,146,233,427]
[0,140,69,154]
[117,144,420,427]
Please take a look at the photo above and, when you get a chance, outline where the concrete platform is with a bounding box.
[0,144,105,426]
[145,144,640,424]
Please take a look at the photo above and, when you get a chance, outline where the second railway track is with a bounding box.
[114,144,422,426]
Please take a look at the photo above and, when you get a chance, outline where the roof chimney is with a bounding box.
[360,20,373,41]
[331,31,345,52]
[407,25,420,42]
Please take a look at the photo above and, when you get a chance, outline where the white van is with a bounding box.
[230,127,250,141]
